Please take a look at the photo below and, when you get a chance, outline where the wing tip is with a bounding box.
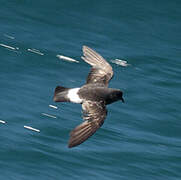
[68,143,74,148]
[68,138,82,148]
[82,45,89,50]
[82,45,96,54]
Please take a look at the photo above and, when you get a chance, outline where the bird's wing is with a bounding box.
[81,46,113,86]
[68,100,107,148]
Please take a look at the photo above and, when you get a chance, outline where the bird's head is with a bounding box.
[106,90,124,105]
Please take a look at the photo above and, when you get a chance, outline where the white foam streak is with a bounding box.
[49,104,58,109]
[3,34,15,39]
[24,126,40,132]
[0,43,16,50]
[57,55,79,63]
[0,120,6,124]
[111,59,130,67]
[42,113,57,119]
[27,48,44,55]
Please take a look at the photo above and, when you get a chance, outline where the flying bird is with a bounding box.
[53,46,124,148]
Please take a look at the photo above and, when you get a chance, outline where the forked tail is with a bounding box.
[53,86,70,102]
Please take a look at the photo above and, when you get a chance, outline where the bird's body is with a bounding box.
[53,46,124,148]
[78,84,123,105]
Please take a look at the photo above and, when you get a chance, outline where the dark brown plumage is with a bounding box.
[82,46,113,86]
[53,46,124,148]
[68,100,107,148]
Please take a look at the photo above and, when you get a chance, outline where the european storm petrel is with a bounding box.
[53,46,124,148]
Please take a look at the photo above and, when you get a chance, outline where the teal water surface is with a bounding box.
[0,0,181,179]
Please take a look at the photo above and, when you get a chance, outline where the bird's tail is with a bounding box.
[53,86,70,102]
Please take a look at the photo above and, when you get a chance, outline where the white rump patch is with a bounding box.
[67,88,82,103]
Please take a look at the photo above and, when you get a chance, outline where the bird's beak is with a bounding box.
[121,97,125,103]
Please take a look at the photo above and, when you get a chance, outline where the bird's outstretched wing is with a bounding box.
[68,100,107,148]
[81,46,113,86]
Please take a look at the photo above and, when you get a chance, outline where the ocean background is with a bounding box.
[0,0,181,179]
